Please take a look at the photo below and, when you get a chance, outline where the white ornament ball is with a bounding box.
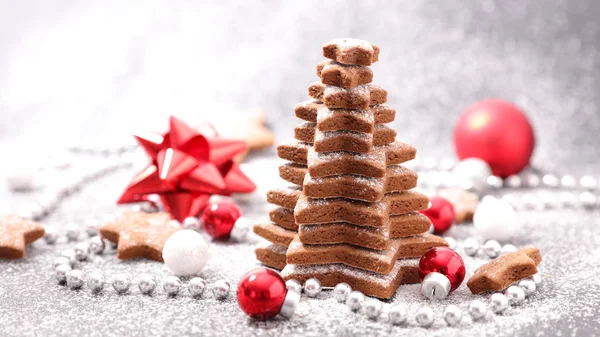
[162,230,209,276]
[473,197,519,241]
[452,158,492,191]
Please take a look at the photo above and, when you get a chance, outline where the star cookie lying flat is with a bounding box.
[0,214,45,259]
[467,247,542,294]
[100,211,180,262]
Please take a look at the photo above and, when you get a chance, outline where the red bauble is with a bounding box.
[420,196,455,234]
[201,200,241,240]
[237,268,288,320]
[454,99,535,177]
[418,247,466,292]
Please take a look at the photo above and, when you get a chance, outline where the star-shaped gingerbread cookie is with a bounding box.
[0,214,45,259]
[467,247,542,294]
[439,188,479,224]
[99,211,180,262]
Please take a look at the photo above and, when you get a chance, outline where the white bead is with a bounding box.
[443,237,457,250]
[212,280,230,300]
[44,226,59,245]
[490,293,509,313]
[84,219,101,237]
[73,243,90,261]
[452,158,492,192]
[415,306,435,327]
[524,173,541,188]
[188,277,207,297]
[163,276,183,296]
[483,240,502,258]
[88,236,106,254]
[518,279,537,297]
[138,274,156,295]
[505,175,522,188]
[6,170,36,192]
[539,193,559,209]
[86,271,105,292]
[363,299,382,319]
[520,193,542,211]
[112,274,131,294]
[230,216,251,241]
[580,176,598,190]
[505,285,526,305]
[559,192,578,208]
[560,175,577,189]
[423,157,437,170]
[345,290,365,311]
[65,223,80,241]
[55,264,72,283]
[332,283,351,302]
[579,192,597,209]
[487,176,503,189]
[501,244,518,255]
[285,279,302,293]
[183,217,201,230]
[443,305,462,326]
[529,273,542,287]
[473,197,519,241]
[304,278,322,297]
[463,238,480,256]
[162,230,209,276]
[542,174,560,188]
[53,257,70,268]
[66,270,85,289]
[468,300,487,320]
[60,249,77,265]
[388,304,407,325]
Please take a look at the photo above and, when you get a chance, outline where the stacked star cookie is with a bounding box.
[254,38,448,298]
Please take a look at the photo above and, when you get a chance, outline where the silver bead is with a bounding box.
[304,278,322,297]
[363,299,382,320]
[53,256,71,268]
[212,280,230,300]
[524,173,541,188]
[487,175,503,189]
[529,273,542,287]
[55,264,72,284]
[44,226,59,245]
[285,279,302,293]
[540,193,559,209]
[112,274,131,294]
[188,277,207,297]
[138,274,156,295]
[560,174,577,189]
[490,293,509,313]
[163,276,182,296]
[505,285,526,305]
[84,219,101,237]
[345,290,365,311]
[279,288,301,319]
[66,270,85,289]
[505,175,521,188]
[60,249,77,265]
[73,242,90,261]
[88,236,106,254]
[230,216,251,241]
[579,192,597,209]
[483,240,502,258]
[468,300,487,320]
[501,244,517,255]
[518,279,537,297]
[415,306,435,328]
[332,283,352,302]
[443,237,457,250]
[86,271,105,292]
[559,192,578,208]
[421,272,451,300]
[443,305,462,326]
[463,238,480,256]
[65,222,80,241]
[520,193,542,211]
[542,174,560,188]
[183,216,201,230]
[580,176,598,190]
[388,304,407,325]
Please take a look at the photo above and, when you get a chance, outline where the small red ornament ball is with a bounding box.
[419,247,466,292]
[454,99,535,177]
[201,200,241,240]
[420,196,455,234]
[237,268,288,320]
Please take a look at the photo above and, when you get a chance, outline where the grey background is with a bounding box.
[1,1,599,336]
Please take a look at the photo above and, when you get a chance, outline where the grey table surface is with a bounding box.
[1,1,600,336]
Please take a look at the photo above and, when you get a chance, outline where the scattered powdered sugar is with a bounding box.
[265,244,288,255]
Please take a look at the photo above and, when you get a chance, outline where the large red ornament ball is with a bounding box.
[418,247,466,292]
[201,200,241,240]
[454,99,535,177]
[420,196,455,234]
[237,268,288,320]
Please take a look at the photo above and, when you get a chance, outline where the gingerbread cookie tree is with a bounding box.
[254,38,448,298]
